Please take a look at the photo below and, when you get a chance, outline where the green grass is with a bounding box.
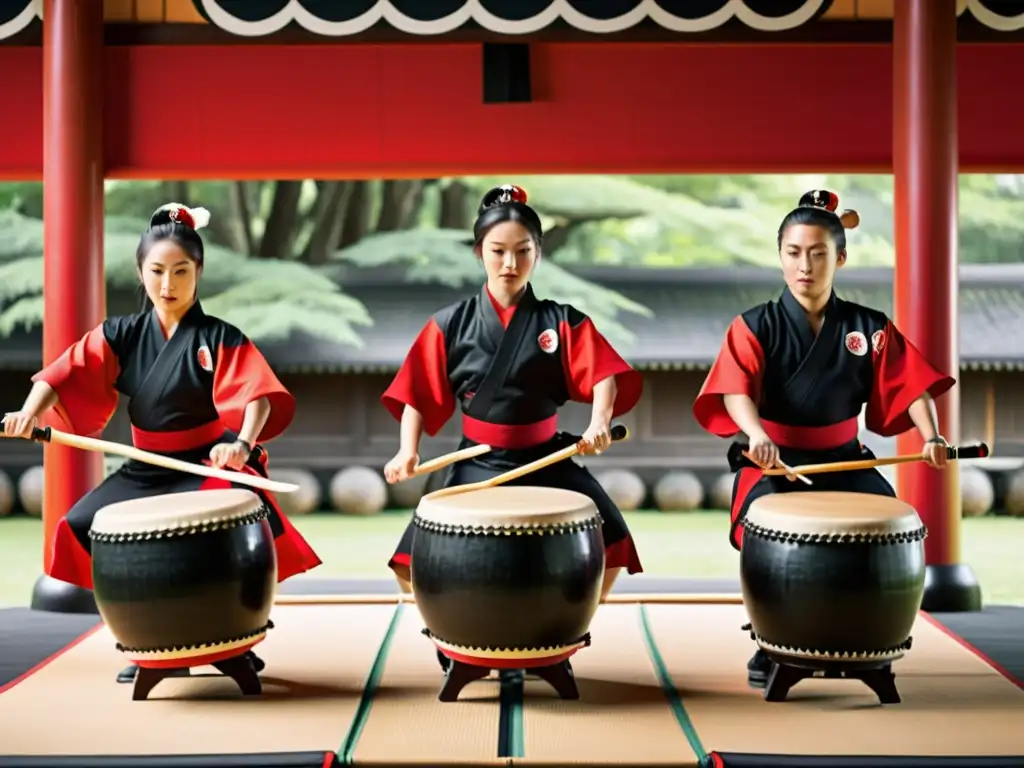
[0,510,1021,608]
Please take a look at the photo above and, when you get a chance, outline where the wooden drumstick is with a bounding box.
[0,425,299,494]
[408,444,492,478]
[426,424,630,500]
[741,449,813,486]
[760,442,990,478]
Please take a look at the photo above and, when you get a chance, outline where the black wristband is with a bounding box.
[236,439,253,454]
[926,436,947,446]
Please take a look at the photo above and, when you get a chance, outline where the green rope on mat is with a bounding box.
[337,602,406,765]
[497,669,525,758]
[637,603,708,761]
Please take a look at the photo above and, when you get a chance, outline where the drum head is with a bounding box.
[91,488,264,536]
[417,486,598,529]
[745,491,923,537]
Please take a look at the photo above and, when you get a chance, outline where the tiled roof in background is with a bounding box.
[2,265,1023,372]
[258,264,1024,372]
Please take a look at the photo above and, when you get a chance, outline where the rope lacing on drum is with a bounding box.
[89,505,271,542]
[421,626,592,655]
[115,619,275,655]
[740,623,914,661]
[741,521,927,546]
[412,514,603,537]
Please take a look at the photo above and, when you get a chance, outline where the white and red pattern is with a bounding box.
[845,331,868,356]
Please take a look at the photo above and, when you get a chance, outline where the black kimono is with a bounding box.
[33,301,321,590]
[382,283,645,574]
[693,287,955,551]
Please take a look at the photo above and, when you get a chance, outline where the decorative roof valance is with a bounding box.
[192,0,1024,36]
[0,0,1022,41]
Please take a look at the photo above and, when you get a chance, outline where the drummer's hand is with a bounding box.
[922,437,949,469]
[384,449,419,484]
[580,419,612,455]
[748,431,780,469]
[1,411,36,439]
[209,441,250,471]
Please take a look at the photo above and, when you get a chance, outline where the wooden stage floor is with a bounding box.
[0,578,1021,768]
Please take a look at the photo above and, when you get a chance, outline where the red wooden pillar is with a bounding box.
[893,0,980,612]
[31,0,106,612]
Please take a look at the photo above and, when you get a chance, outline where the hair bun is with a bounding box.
[798,189,840,213]
[479,184,528,213]
[149,203,211,231]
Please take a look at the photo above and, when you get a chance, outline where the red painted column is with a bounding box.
[893,0,980,611]
[33,0,106,609]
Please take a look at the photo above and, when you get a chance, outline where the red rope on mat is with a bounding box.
[0,623,103,695]
[920,611,1023,690]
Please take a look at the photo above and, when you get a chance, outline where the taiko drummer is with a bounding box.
[1,204,321,684]
[692,190,956,687]
[380,184,645,619]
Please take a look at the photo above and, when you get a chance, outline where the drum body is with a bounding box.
[740,491,926,664]
[89,488,278,668]
[411,486,605,668]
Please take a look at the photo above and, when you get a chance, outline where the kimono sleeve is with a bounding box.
[865,320,956,437]
[692,315,766,438]
[31,324,120,438]
[212,327,295,443]
[559,308,643,417]
[380,318,456,437]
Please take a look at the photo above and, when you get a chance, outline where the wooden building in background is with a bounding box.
[0,264,1019,514]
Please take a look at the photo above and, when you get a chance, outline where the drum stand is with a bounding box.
[132,653,263,701]
[761,651,902,705]
[438,659,579,702]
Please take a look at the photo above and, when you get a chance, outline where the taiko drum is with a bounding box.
[740,491,927,665]
[89,488,278,669]
[410,486,605,668]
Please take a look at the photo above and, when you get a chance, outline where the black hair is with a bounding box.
[472,185,544,248]
[136,204,207,310]
[777,189,860,252]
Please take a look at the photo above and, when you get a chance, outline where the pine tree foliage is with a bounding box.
[0,211,372,345]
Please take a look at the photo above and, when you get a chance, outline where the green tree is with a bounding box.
[0,176,659,349]
[0,209,372,346]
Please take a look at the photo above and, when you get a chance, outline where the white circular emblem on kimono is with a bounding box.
[872,329,886,354]
[845,331,868,357]
[197,345,214,372]
[537,329,558,354]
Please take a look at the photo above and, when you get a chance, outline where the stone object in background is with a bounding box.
[708,472,734,511]
[653,471,704,511]
[17,465,44,517]
[1002,468,1024,517]
[390,471,431,509]
[595,469,646,511]
[270,468,321,515]
[0,469,12,516]
[959,466,994,517]
[330,466,388,515]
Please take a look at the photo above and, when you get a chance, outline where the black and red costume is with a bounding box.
[383,282,645,576]
[34,301,321,590]
[693,287,955,551]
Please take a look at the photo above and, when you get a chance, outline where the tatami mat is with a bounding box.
[347,603,504,766]
[514,604,700,767]
[0,604,396,757]
[2,598,1021,765]
[643,603,1024,758]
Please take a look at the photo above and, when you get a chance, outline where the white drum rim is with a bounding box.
[745,491,925,539]
[416,485,599,530]
[119,623,272,661]
[753,632,912,663]
[427,632,590,660]
[90,488,265,537]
